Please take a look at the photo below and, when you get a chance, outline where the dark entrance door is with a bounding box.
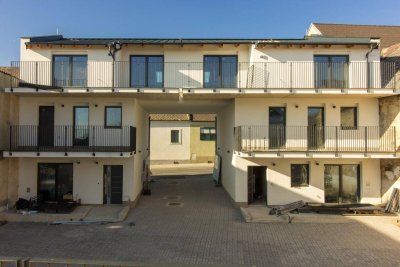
[38,163,73,202]
[269,107,286,149]
[103,165,123,204]
[308,107,325,149]
[247,166,267,205]
[38,106,54,147]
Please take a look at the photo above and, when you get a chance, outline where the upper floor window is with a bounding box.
[204,56,237,88]
[53,55,87,87]
[341,107,358,129]
[130,56,163,88]
[105,106,122,128]
[200,127,216,141]
[314,55,349,89]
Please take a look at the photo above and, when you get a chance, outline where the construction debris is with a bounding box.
[49,220,113,225]
[269,201,305,223]
[385,188,400,213]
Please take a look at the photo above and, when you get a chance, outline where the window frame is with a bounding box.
[104,106,122,129]
[170,129,181,144]
[52,55,88,87]
[203,55,238,88]
[129,55,164,88]
[313,55,349,89]
[200,126,216,141]
[340,106,358,130]
[290,164,310,187]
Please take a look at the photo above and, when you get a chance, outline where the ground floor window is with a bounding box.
[38,163,73,202]
[170,129,181,144]
[291,164,309,187]
[324,164,360,203]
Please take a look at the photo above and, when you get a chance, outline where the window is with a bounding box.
[314,55,349,88]
[73,106,89,146]
[53,55,87,87]
[204,56,237,88]
[291,164,309,187]
[105,106,122,128]
[200,127,216,141]
[130,56,163,88]
[171,130,180,144]
[38,163,73,202]
[341,107,358,129]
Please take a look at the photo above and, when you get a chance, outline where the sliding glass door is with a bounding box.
[53,55,87,87]
[130,56,164,88]
[269,107,286,149]
[314,55,349,88]
[324,165,360,203]
[38,163,73,202]
[204,56,237,88]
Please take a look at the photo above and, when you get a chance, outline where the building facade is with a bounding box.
[150,114,215,164]
[1,31,399,207]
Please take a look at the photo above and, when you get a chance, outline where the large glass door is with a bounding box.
[269,107,286,149]
[324,165,360,203]
[130,56,163,88]
[308,107,325,149]
[38,163,73,202]
[314,55,349,88]
[204,56,237,88]
[53,55,87,87]
[73,106,89,146]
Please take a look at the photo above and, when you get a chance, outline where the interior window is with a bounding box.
[291,164,309,187]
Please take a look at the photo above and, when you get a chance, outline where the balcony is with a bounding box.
[7,125,136,154]
[234,125,397,154]
[8,61,399,90]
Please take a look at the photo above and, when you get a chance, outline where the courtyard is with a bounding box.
[0,173,399,266]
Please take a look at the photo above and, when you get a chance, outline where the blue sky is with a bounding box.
[0,0,399,65]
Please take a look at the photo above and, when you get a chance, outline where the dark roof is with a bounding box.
[311,23,400,49]
[24,35,374,46]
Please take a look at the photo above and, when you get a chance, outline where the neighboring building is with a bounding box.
[308,23,400,203]
[1,31,400,208]
[150,114,215,164]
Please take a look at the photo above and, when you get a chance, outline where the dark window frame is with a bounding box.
[324,164,360,203]
[170,129,180,144]
[290,164,310,187]
[37,163,73,202]
[200,126,216,141]
[129,55,164,88]
[52,55,88,87]
[203,55,238,88]
[340,107,358,130]
[104,106,122,129]
[73,106,90,146]
[314,55,349,89]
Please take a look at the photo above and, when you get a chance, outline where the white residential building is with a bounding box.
[1,31,399,207]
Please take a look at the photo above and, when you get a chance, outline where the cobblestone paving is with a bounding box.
[0,175,400,266]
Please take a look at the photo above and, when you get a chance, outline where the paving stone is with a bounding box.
[0,175,399,266]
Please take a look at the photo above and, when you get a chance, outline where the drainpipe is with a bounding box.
[365,42,379,89]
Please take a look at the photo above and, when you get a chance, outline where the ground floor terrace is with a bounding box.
[2,92,400,208]
[0,174,399,266]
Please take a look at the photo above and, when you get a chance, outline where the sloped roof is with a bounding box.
[192,114,216,122]
[311,23,400,49]
[382,43,400,58]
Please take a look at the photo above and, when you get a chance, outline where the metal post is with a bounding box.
[112,61,115,90]
[365,127,368,154]
[367,62,370,89]
[335,126,339,156]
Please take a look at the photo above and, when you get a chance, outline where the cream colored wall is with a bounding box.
[216,100,236,202]
[190,121,215,162]
[150,121,191,161]
[233,156,381,205]
[234,97,379,127]
[18,157,136,204]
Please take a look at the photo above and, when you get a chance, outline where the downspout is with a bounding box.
[365,42,379,89]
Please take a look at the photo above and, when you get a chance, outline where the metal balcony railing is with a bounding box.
[8,125,136,153]
[8,61,399,90]
[234,125,397,154]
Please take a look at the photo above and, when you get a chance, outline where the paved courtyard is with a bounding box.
[0,174,400,266]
